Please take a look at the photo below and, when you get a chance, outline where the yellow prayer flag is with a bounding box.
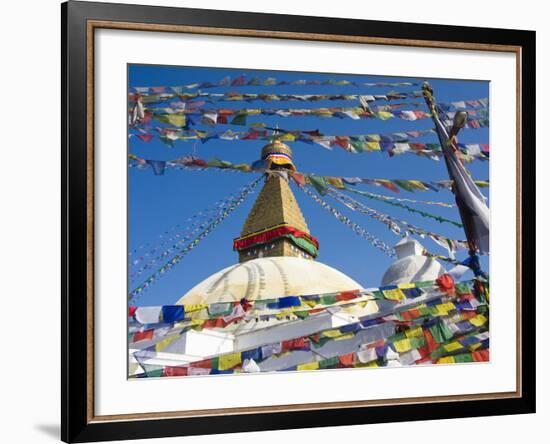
[366,141,381,151]
[436,302,455,315]
[279,133,296,141]
[475,181,490,188]
[409,180,429,191]
[155,335,179,352]
[326,177,345,189]
[398,283,416,289]
[437,356,456,364]
[218,352,242,371]
[393,338,412,353]
[354,361,379,368]
[166,114,186,127]
[383,288,405,301]
[275,309,295,320]
[405,326,423,338]
[233,164,252,172]
[184,303,208,313]
[470,314,488,327]
[375,111,393,120]
[297,361,320,371]
[334,333,355,341]
[322,329,343,338]
[444,341,463,352]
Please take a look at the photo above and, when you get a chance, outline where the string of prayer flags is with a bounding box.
[137,106,489,127]
[130,89,488,112]
[326,188,469,254]
[342,189,456,208]
[129,127,489,162]
[131,91,427,104]
[128,177,262,302]
[130,191,251,278]
[128,153,490,195]
[342,187,462,226]
[130,127,437,144]
[130,278,489,377]
[301,185,396,257]
[129,278,467,327]
[129,77,420,94]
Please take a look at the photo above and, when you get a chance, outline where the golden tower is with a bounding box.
[233,140,320,263]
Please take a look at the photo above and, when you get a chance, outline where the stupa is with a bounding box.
[178,140,361,305]
[381,236,446,286]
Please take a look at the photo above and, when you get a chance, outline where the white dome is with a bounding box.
[177,256,361,305]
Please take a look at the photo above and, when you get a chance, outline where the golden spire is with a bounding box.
[234,140,319,263]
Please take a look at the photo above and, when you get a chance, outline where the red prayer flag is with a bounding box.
[133,329,154,342]
[338,352,355,367]
[408,308,421,319]
[424,329,438,352]
[231,75,246,86]
[190,359,212,369]
[137,134,154,142]
[461,311,477,320]
[163,366,188,377]
[282,337,306,351]
[336,290,359,302]
[191,158,207,167]
[472,349,490,362]
[378,180,400,193]
[290,172,307,186]
[436,273,455,296]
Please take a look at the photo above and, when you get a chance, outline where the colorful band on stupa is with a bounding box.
[233,223,320,258]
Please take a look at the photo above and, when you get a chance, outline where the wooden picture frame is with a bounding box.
[62,1,535,442]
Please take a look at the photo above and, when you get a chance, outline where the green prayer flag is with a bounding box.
[393,180,416,192]
[294,310,310,319]
[429,323,445,343]
[211,356,219,370]
[410,335,426,349]
[350,140,366,153]
[320,294,337,305]
[230,113,247,126]
[454,353,474,363]
[416,280,435,288]
[319,356,340,369]
[207,158,232,168]
[439,322,454,341]
[308,175,329,195]
[145,369,164,378]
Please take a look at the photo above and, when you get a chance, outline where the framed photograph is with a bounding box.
[62,1,535,442]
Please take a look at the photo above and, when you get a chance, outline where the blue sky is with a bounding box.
[128,64,489,306]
